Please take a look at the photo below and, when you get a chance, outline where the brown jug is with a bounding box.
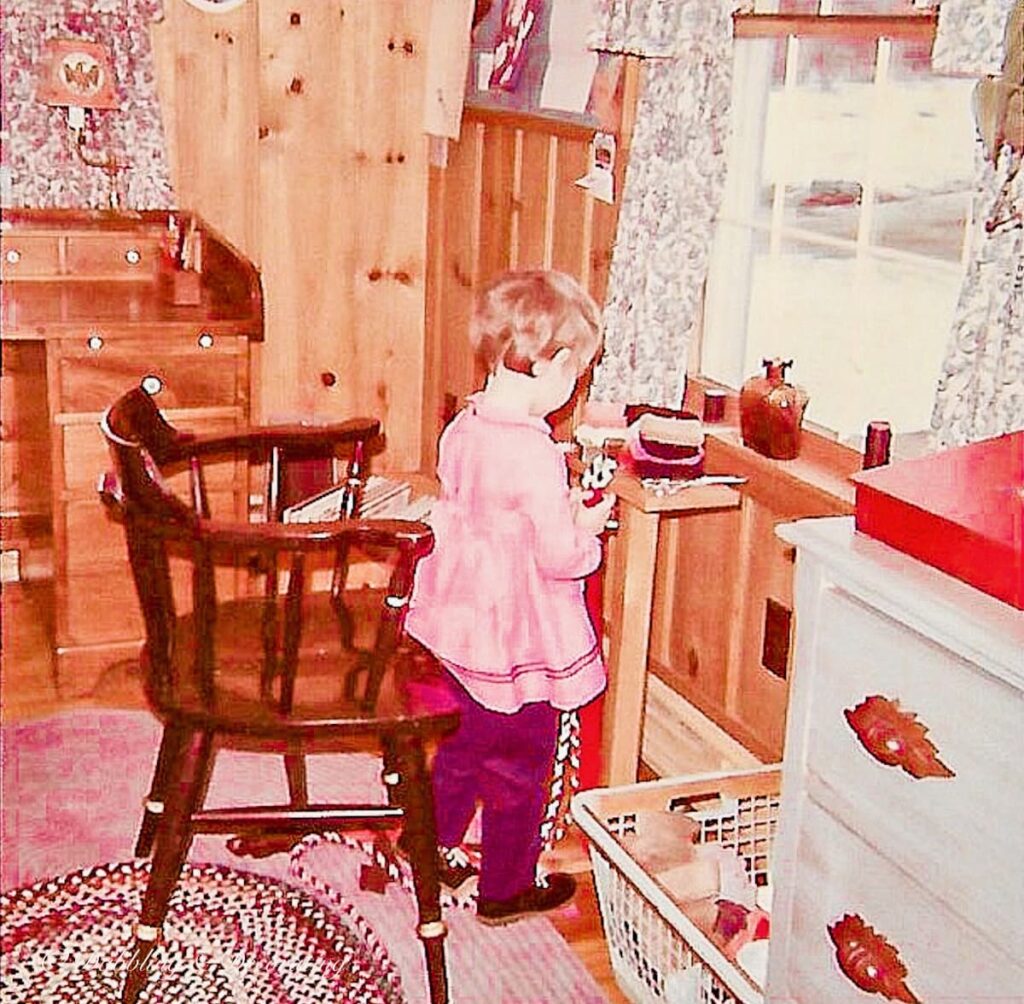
[739,358,809,460]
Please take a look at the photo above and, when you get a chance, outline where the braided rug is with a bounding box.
[0,860,402,1004]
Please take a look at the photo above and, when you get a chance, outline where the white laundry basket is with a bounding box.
[572,767,781,1004]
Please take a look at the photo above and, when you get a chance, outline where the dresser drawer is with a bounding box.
[56,334,245,413]
[770,795,1024,1003]
[800,585,1023,951]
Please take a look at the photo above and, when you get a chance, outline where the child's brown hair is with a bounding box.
[470,270,602,377]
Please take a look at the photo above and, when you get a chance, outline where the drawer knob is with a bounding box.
[141,375,163,396]
[5,248,21,264]
[829,913,920,1003]
[125,247,142,265]
[197,331,214,349]
[87,333,104,351]
[845,695,954,780]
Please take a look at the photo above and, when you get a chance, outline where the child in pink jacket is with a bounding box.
[405,269,615,924]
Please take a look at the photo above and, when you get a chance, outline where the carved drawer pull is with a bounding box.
[829,913,920,1003]
[844,695,955,780]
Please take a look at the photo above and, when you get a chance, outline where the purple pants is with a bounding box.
[431,679,559,901]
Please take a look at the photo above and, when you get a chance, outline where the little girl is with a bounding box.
[405,269,615,924]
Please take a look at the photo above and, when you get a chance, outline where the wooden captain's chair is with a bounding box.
[100,385,459,1004]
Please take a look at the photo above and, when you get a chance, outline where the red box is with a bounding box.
[851,431,1024,610]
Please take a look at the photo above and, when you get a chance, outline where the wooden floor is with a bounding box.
[0,579,631,1004]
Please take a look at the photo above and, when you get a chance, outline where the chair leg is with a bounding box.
[392,734,449,1004]
[135,724,189,858]
[123,730,213,1004]
[284,751,309,807]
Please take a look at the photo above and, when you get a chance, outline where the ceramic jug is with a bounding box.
[739,358,809,460]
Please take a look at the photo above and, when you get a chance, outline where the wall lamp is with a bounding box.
[37,38,124,209]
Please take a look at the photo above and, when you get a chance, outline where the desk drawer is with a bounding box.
[62,419,243,495]
[56,334,245,413]
[62,561,242,645]
[801,585,1023,953]
[771,795,1023,1002]
[65,488,238,574]
[64,235,162,278]
[63,568,144,645]
[0,233,61,278]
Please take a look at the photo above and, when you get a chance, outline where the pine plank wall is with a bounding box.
[151,0,633,474]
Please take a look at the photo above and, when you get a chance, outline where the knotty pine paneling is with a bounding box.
[423,108,623,469]
[257,0,351,424]
[478,121,517,283]
[346,2,431,473]
[514,130,554,270]
[254,0,429,471]
[423,125,483,469]
[151,0,260,260]
[551,137,590,279]
[155,1,431,470]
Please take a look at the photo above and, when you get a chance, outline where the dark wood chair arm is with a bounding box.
[162,418,382,462]
[139,512,434,557]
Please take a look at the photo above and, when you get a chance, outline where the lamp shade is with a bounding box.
[37,39,118,110]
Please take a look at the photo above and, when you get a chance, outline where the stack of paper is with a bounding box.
[282,476,434,524]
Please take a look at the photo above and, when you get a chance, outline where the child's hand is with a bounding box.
[573,487,617,534]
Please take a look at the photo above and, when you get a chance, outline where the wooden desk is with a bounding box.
[1,209,263,693]
[599,474,740,785]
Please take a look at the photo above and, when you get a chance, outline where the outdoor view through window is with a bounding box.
[703,8,976,445]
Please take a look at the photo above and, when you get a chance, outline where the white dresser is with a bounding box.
[766,517,1024,1003]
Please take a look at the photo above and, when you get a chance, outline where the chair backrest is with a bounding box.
[99,386,433,716]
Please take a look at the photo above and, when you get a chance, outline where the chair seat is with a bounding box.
[149,590,460,738]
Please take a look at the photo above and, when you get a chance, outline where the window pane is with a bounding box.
[703,30,973,440]
[743,245,961,435]
[868,41,975,262]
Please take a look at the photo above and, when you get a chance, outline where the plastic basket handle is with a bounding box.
[666,792,721,815]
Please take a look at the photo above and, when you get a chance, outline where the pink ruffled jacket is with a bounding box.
[406,396,606,714]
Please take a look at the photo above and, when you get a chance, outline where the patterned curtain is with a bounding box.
[1,0,173,210]
[588,0,736,408]
[931,0,1018,77]
[930,0,1024,447]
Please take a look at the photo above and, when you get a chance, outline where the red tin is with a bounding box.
[851,431,1024,610]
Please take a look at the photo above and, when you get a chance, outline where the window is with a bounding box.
[702,4,977,444]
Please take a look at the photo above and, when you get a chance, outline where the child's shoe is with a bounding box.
[476,872,576,925]
[435,844,479,893]
[396,833,479,893]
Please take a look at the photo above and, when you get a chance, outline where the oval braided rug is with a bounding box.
[0,860,403,1004]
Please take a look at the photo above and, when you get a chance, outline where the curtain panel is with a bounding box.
[930,0,1024,447]
[931,0,1019,77]
[930,152,1024,449]
[588,0,737,407]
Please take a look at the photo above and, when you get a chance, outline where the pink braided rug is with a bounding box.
[1,709,607,1003]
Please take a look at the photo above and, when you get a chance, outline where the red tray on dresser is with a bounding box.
[851,431,1024,610]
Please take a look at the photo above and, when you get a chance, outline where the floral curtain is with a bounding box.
[1,0,173,210]
[588,0,736,408]
[931,0,1018,77]
[930,152,1023,448]
[930,0,1024,447]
